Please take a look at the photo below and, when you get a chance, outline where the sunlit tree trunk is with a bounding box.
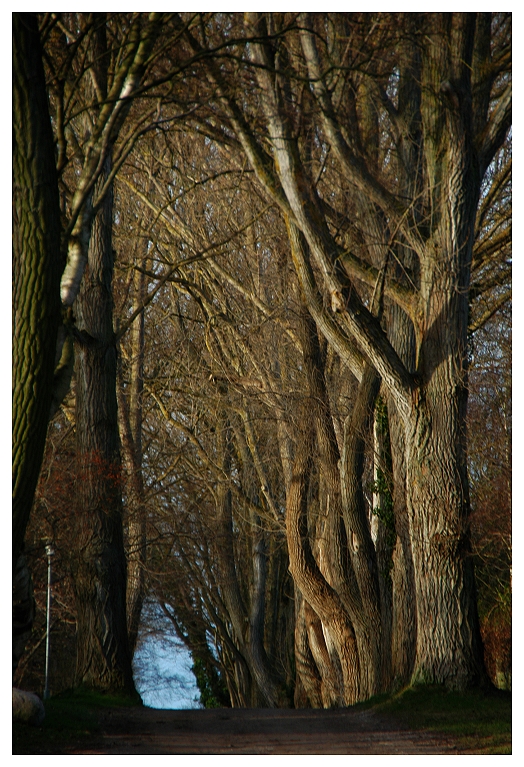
[293,589,323,708]
[400,14,487,688]
[285,404,360,705]
[387,404,417,685]
[405,246,485,686]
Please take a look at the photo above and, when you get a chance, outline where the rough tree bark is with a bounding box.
[401,14,487,687]
[285,401,360,705]
[236,11,507,691]
[13,12,62,563]
[72,153,136,695]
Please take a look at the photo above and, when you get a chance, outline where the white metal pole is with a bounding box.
[44,544,54,700]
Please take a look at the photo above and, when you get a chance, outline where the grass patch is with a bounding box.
[12,688,142,755]
[367,684,512,754]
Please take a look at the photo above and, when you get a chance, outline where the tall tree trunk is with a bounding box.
[340,366,384,698]
[297,267,386,700]
[214,413,253,704]
[387,311,417,686]
[405,365,485,687]
[117,263,147,655]
[117,378,146,656]
[296,302,362,703]
[72,156,136,695]
[403,14,487,688]
[405,256,485,687]
[13,12,62,563]
[248,522,289,706]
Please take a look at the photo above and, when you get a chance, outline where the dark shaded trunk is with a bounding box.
[13,12,62,562]
[249,522,289,706]
[215,411,287,706]
[117,374,146,656]
[214,422,253,708]
[117,264,147,655]
[72,156,136,695]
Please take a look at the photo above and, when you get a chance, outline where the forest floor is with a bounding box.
[13,686,512,755]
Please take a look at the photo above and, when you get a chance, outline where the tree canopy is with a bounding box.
[14,12,511,706]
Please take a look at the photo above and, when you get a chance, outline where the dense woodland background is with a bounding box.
[13,12,510,708]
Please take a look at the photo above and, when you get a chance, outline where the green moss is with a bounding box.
[191,657,229,708]
[371,468,396,546]
[370,398,396,566]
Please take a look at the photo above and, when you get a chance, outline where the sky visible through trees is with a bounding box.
[133,604,200,709]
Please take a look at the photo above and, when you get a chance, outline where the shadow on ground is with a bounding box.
[59,706,469,755]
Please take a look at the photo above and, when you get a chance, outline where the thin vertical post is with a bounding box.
[44,544,54,700]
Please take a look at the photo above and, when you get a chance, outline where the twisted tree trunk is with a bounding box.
[285,405,360,705]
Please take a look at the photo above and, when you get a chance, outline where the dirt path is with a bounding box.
[63,706,469,755]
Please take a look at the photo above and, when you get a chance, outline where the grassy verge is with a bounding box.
[366,684,512,755]
[12,689,142,755]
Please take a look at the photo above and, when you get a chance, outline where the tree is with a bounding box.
[116,260,148,656]
[116,137,298,705]
[13,12,62,566]
[468,304,511,688]
[110,123,307,706]
[178,11,510,694]
[71,152,136,692]
[18,12,510,706]
[39,11,167,694]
